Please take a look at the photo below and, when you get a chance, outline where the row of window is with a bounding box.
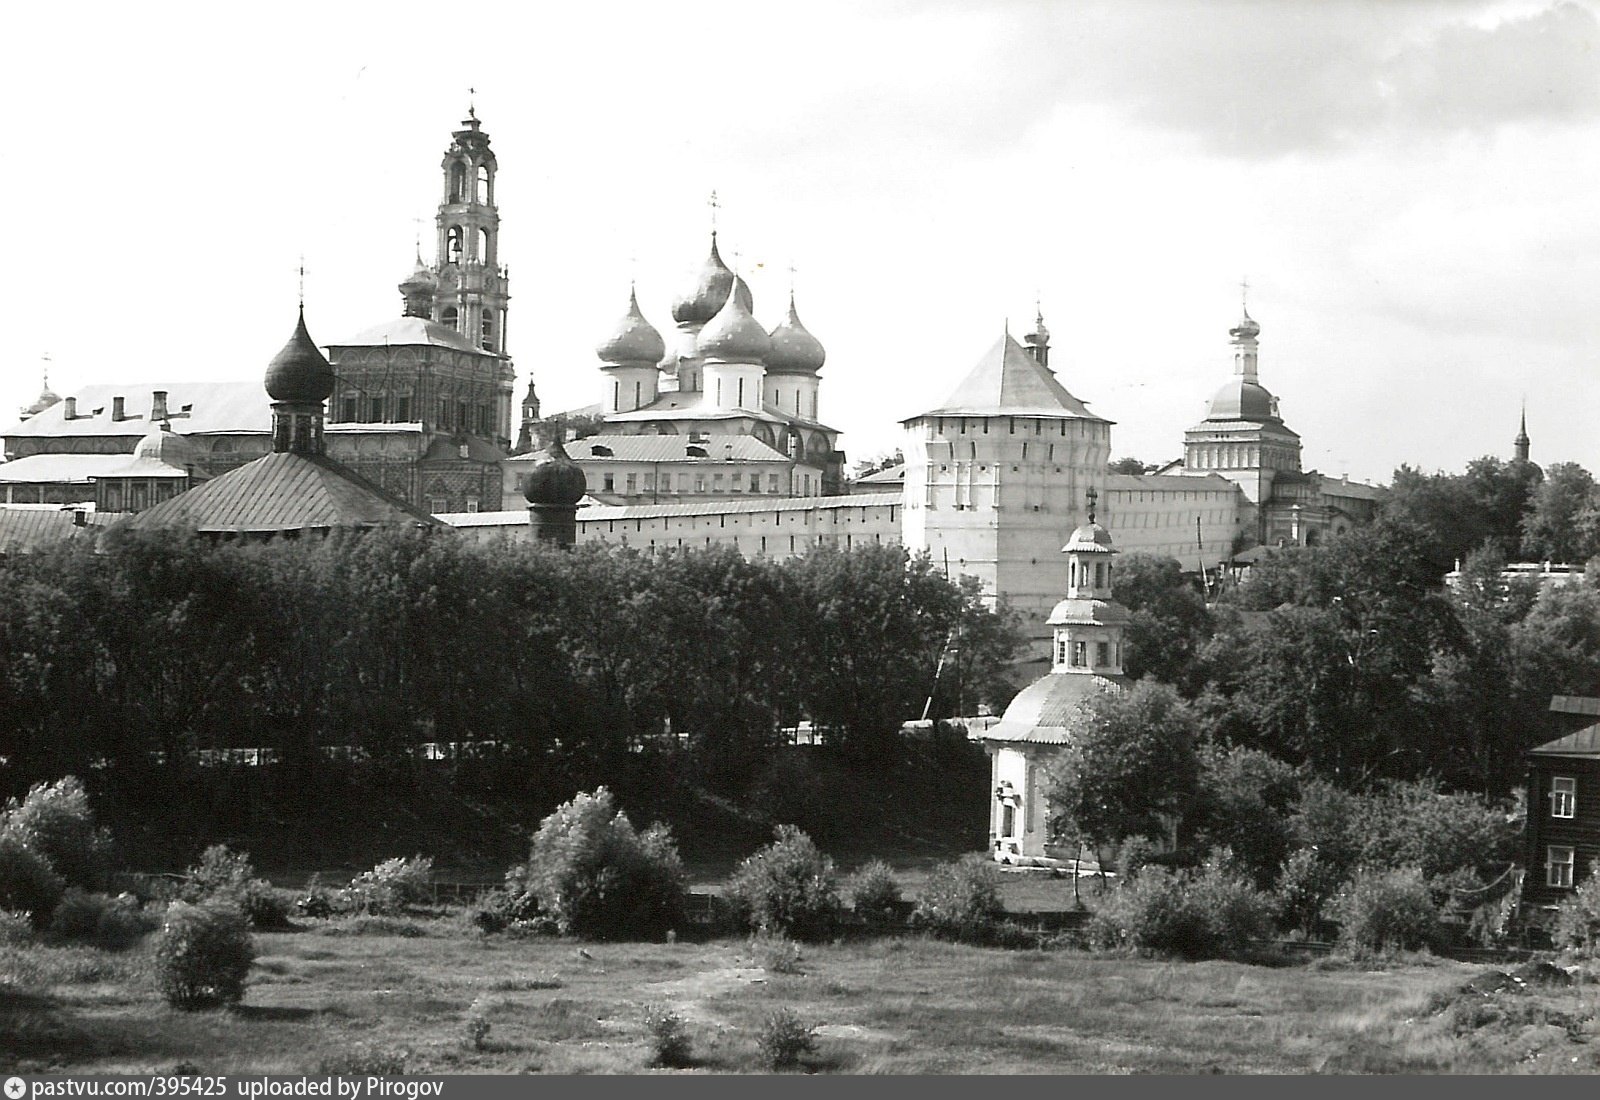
[596,471,809,495]
[930,416,1103,439]
[427,496,480,514]
[334,395,499,437]
[1054,638,1120,670]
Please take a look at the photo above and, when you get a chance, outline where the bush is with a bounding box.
[751,930,804,974]
[1087,851,1274,959]
[910,855,1003,944]
[0,909,34,946]
[0,777,113,890]
[1332,866,1441,955]
[756,1007,817,1071]
[463,997,491,1051]
[848,861,902,926]
[724,825,841,942]
[153,901,255,1009]
[0,831,66,927]
[180,846,287,930]
[1553,859,1600,955]
[1275,848,1344,939]
[340,856,434,916]
[46,889,158,950]
[642,1003,692,1068]
[519,788,686,940]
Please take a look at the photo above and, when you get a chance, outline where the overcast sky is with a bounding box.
[2,0,1596,484]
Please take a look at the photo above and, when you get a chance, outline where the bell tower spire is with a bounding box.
[433,105,509,356]
[1515,402,1531,463]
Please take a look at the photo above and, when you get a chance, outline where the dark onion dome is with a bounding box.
[670,234,752,325]
[522,437,587,507]
[398,255,438,294]
[265,308,335,404]
[766,292,826,374]
[1230,306,1260,341]
[132,422,198,467]
[696,279,771,363]
[595,287,666,365]
[1206,378,1278,421]
[1062,521,1115,552]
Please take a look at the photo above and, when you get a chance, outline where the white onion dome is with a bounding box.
[696,280,770,363]
[133,423,198,468]
[1229,307,1260,341]
[671,235,752,325]
[766,293,826,374]
[595,287,666,365]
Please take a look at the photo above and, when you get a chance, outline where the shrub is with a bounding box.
[1275,847,1344,939]
[0,776,113,890]
[0,831,66,926]
[0,909,33,946]
[724,825,841,942]
[46,889,158,950]
[1553,859,1600,955]
[751,930,804,974]
[153,901,255,1009]
[340,856,434,916]
[756,1007,817,1071]
[520,788,686,940]
[180,846,287,929]
[1332,866,1441,955]
[848,861,902,926]
[910,855,1003,944]
[1087,852,1274,959]
[642,1002,692,1068]
[295,874,336,919]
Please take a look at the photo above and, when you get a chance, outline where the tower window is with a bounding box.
[477,227,491,264]
[447,227,464,264]
[341,396,357,423]
[1096,642,1109,667]
[481,311,494,347]
[397,396,411,422]
[477,165,490,203]
[442,306,459,331]
[449,162,466,203]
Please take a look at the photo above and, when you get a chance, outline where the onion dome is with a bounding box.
[1206,379,1277,421]
[132,422,197,468]
[522,437,587,507]
[20,382,60,419]
[766,292,826,374]
[696,279,771,363]
[399,254,437,294]
[595,287,666,365]
[1229,306,1260,341]
[671,234,752,325]
[265,308,335,404]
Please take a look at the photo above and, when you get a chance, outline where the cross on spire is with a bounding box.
[1085,486,1098,524]
[468,87,476,120]
[708,190,720,236]
[1240,276,1251,311]
[297,256,305,309]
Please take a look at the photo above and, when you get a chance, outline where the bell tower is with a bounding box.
[433,103,510,356]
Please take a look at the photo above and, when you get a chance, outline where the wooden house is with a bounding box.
[1522,718,1600,909]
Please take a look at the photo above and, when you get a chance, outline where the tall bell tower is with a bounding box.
[434,104,510,355]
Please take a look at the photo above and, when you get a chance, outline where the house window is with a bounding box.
[1055,636,1066,667]
[603,474,615,492]
[750,473,761,492]
[1552,777,1576,819]
[695,475,706,493]
[767,473,779,493]
[1548,845,1575,888]
[465,496,479,513]
[428,497,446,514]
[625,473,637,494]
[713,473,725,492]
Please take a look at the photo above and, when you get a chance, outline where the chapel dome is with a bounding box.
[522,438,587,507]
[1230,307,1261,341]
[132,423,198,468]
[399,257,437,293]
[595,288,666,365]
[1206,378,1277,421]
[670,235,751,325]
[1063,522,1115,552]
[264,309,335,404]
[766,295,826,374]
[696,280,770,363]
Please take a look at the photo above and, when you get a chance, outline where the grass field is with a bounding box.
[5,919,1598,1075]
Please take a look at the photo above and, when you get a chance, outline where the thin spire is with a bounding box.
[1240,275,1250,314]
[40,350,50,390]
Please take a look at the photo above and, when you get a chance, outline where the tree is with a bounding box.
[1106,457,1155,475]
[1044,680,1199,850]
[1112,553,1212,687]
[1522,462,1598,563]
[1188,744,1301,888]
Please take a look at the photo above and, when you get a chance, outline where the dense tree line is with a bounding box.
[0,532,1019,815]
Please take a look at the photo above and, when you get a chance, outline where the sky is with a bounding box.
[1,0,1596,485]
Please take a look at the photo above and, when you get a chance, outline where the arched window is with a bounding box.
[477,227,491,265]
[447,226,464,264]
[449,163,467,203]
[480,311,494,349]
[476,165,490,204]
[442,306,459,331]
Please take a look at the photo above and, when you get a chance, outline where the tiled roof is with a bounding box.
[0,505,111,553]
[1530,723,1600,758]
[906,334,1107,422]
[2,382,269,439]
[330,316,490,355]
[120,451,442,534]
[514,434,790,464]
[980,672,1127,743]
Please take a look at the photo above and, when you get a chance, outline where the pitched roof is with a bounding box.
[1530,723,1600,758]
[1551,696,1600,717]
[0,453,144,484]
[0,505,111,553]
[119,451,442,534]
[437,491,903,530]
[2,382,269,439]
[329,316,492,355]
[905,334,1107,422]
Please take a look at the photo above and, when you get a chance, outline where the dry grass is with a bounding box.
[2,921,1596,1074]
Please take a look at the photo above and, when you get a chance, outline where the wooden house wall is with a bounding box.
[1523,756,1600,906]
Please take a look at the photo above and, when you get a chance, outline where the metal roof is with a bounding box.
[1104,473,1239,492]
[1530,723,1600,758]
[604,394,838,434]
[0,505,111,553]
[1551,696,1600,717]
[905,334,1107,423]
[329,316,492,355]
[120,451,443,534]
[980,671,1128,744]
[2,382,269,439]
[515,434,790,464]
[0,454,142,484]
[577,491,901,523]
